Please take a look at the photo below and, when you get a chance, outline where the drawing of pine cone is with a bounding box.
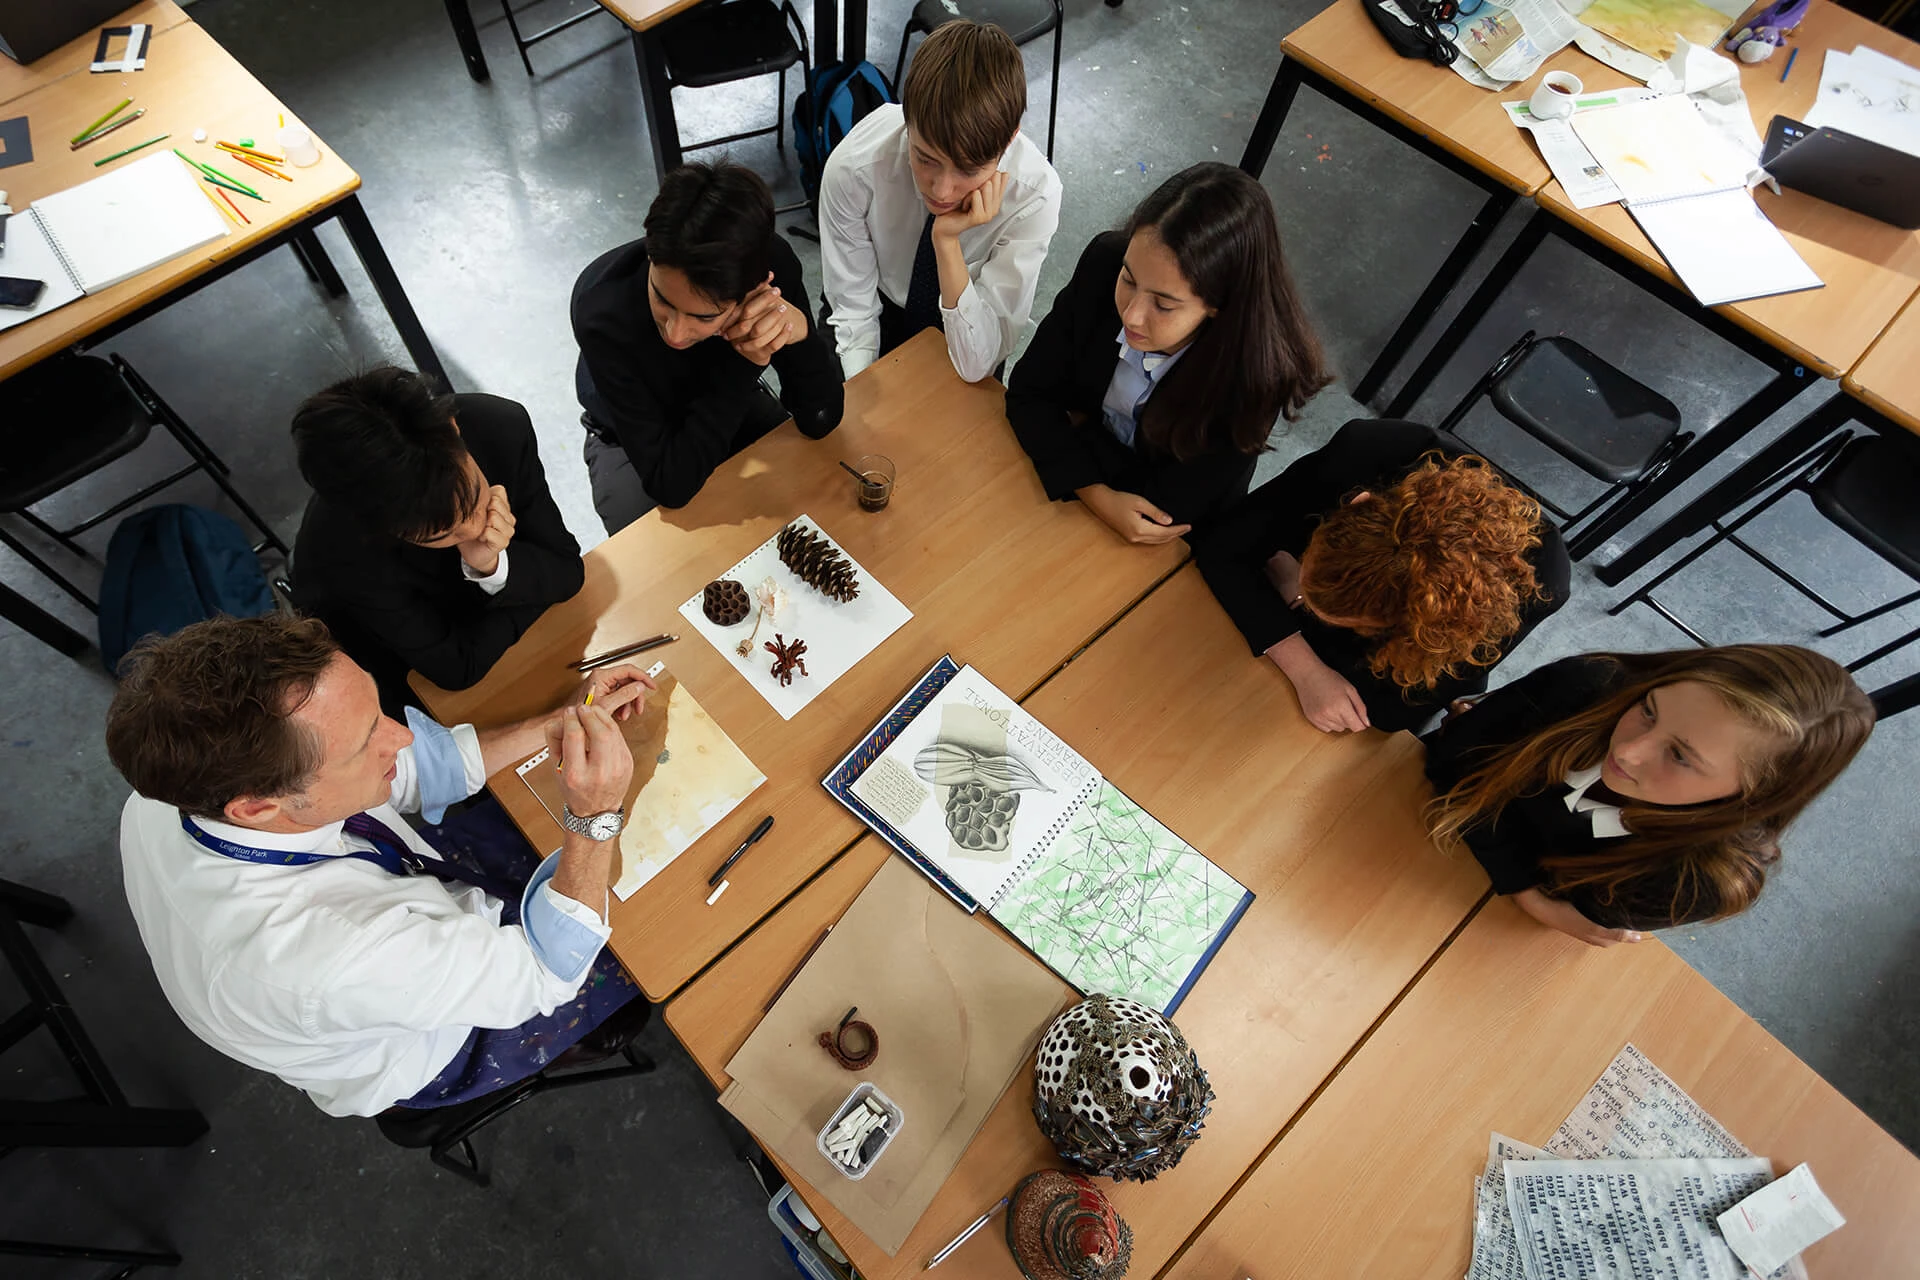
[944,782,1019,852]
[777,522,861,602]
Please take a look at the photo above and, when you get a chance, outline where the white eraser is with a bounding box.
[1716,1163,1845,1275]
[193,128,207,142]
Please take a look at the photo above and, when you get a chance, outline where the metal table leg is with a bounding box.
[1871,669,1919,719]
[444,0,492,82]
[290,228,348,299]
[331,194,452,391]
[1242,57,1521,408]
[632,29,683,180]
[843,0,868,65]
[0,582,89,658]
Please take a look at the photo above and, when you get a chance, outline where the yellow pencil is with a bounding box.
[234,152,294,182]
[218,140,286,163]
[200,181,240,226]
[583,691,595,707]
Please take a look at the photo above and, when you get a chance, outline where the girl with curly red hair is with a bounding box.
[1194,420,1570,733]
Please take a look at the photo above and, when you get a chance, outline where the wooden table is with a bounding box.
[413,332,1186,1000]
[1165,897,1920,1279]
[0,16,446,386]
[0,1,189,108]
[1367,1,1920,582]
[1847,288,1920,436]
[665,564,1488,1278]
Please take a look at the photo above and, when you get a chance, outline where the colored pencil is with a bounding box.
[214,185,250,225]
[200,181,240,226]
[217,141,285,164]
[234,152,293,182]
[1779,46,1799,82]
[94,134,170,166]
[195,160,260,197]
[71,108,146,150]
[72,97,132,144]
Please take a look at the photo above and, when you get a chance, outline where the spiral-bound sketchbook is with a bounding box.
[823,659,1252,1015]
[0,152,227,334]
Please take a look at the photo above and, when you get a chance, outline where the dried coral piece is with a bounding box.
[766,633,809,687]
[777,522,860,603]
[703,578,751,625]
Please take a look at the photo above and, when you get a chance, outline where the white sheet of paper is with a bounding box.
[1504,1157,1776,1280]
[677,515,911,720]
[1627,187,1822,306]
[1803,49,1920,157]
[1504,87,1656,207]
[1572,95,1754,203]
[1715,1163,1845,1276]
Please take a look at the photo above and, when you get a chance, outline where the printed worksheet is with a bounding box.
[1504,1158,1775,1280]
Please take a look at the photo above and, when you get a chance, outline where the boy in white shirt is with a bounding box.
[820,21,1063,383]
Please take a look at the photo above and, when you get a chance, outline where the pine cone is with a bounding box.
[776,522,861,603]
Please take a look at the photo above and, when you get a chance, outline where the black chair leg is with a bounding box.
[1046,5,1062,162]
[1818,587,1920,638]
[0,523,99,611]
[500,0,537,75]
[893,24,915,92]
[776,67,786,154]
[0,581,90,657]
[1870,670,1920,718]
[1843,621,1920,674]
[18,506,93,560]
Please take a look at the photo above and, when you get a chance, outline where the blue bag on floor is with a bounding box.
[97,503,276,674]
[793,61,895,206]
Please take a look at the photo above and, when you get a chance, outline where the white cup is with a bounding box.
[1528,70,1584,121]
[280,125,321,167]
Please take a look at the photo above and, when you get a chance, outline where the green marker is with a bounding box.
[72,97,132,144]
[94,134,171,166]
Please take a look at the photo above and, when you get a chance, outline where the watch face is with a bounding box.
[586,810,624,841]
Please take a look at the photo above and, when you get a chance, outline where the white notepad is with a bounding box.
[0,152,228,334]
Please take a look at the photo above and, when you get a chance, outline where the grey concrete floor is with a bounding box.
[2,0,1915,1274]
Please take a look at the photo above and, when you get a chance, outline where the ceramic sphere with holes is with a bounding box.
[1030,993,1213,1183]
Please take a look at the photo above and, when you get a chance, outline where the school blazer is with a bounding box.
[1005,231,1258,532]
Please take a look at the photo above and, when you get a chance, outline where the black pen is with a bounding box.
[707,815,775,888]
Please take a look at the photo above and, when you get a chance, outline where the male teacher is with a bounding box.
[106,613,653,1118]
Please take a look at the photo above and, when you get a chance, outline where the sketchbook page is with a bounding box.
[1802,49,1920,157]
[989,779,1252,1016]
[27,151,226,293]
[1504,1158,1776,1280]
[0,209,85,333]
[1467,1134,1550,1280]
[1571,96,1752,202]
[848,664,1097,911]
[1628,188,1822,306]
[677,515,912,721]
[514,665,765,899]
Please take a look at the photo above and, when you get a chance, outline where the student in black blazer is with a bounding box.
[573,162,843,533]
[291,368,584,716]
[1194,420,1570,735]
[1423,645,1874,945]
[1006,163,1330,544]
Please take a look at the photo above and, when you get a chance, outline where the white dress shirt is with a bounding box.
[1562,764,1631,838]
[1100,329,1188,447]
[119,721,611,1118]
[459,547,509,594]
[820,104,1063,383]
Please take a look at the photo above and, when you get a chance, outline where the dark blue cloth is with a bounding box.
[397,798,641,1109]
[900,213,943,339]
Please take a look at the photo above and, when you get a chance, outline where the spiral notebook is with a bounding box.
[823,658,1253,1015]
[0,152,228,334]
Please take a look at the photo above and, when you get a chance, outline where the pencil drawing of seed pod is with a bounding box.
[943,782,1020,853]
[912,743,1052,793]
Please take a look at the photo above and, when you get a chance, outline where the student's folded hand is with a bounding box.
[1514,888,1644,948]
[457,485,515,575]
[725,276,804,366]
[1075,483,1192,546]
[934,171,1009,242]
[1288,662,1371,734]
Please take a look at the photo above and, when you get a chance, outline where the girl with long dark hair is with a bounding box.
[1423,645,1874,946]
[1006,163,1332,543]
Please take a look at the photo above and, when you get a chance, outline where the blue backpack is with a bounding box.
[98,504,276,674]
[793,61,895,206]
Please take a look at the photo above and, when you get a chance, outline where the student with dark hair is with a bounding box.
[820,20,1062,383]
[1424,645,1874,944]
[291,367,583,713]
[1194,419,1569,734]
[573,161,843,532]
[1007,162,1332,542]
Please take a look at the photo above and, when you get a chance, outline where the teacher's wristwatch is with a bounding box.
[561,805,626,841]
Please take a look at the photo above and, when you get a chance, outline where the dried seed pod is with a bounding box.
[777,522,860,603]
[702,578,751,625]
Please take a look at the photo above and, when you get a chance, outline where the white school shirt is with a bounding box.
[1100,329,1188,447]
[119,722,610,1118]
[1562,764,1631,838]
[820,104,1063,383]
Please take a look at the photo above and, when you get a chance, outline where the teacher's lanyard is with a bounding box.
[179,813,519,900]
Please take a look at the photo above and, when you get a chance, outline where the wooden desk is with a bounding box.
[414,333,1186,1000]
[665,565,1488,1278]
[1166,897,1920,1279]
[0,1,189,108]
[1846,289,1920,435]
[0,17,446,386]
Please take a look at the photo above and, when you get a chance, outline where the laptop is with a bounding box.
[1762,115,1920,230]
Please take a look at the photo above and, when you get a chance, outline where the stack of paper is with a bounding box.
[1804,46,1920,158]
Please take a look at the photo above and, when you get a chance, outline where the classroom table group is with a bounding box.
[5,0,1920,1274]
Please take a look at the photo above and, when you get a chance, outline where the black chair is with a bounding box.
[0,354,287,615]
[495,0,611,76]
[1610,429,1920,682]
[654,0,810,162]
[1436,331,1693,545]
[375,1001,659,1187]
[892,0,1064,161]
